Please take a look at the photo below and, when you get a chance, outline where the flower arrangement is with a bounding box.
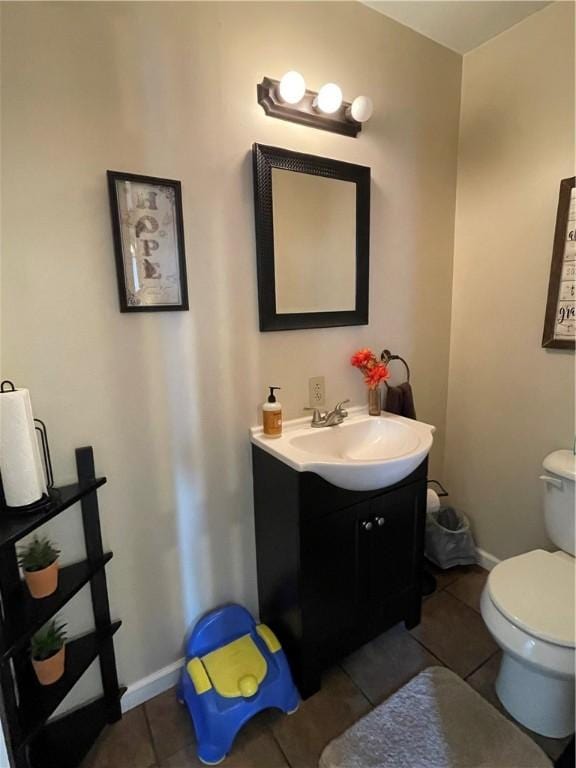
[350,348,389,390]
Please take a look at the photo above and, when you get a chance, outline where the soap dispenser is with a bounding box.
[262,387,282,438]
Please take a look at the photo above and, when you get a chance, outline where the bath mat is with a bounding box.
[319,667,551,768]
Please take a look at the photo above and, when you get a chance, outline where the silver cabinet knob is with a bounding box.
[362,521,373,531]
[375,516,385,527]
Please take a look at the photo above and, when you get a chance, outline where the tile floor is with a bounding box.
[82,565,572,768]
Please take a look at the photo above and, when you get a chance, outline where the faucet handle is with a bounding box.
[304,407,325,425]
[335,399,350,415]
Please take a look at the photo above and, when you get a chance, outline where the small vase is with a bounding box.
[24,559,59,599]
[368,386,381,416]
[32,645,65,686]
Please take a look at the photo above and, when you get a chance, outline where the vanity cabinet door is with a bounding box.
[369,483,424,605]
[355,482,425,629]
[301,504,362,652]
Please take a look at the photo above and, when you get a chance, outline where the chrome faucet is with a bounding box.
[305,400,350,428]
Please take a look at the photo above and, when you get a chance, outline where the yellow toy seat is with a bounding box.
[201,634,267,698]
[178,605,299,765]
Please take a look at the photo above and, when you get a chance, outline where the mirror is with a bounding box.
[272,169,356,314]
[252,144,370,331]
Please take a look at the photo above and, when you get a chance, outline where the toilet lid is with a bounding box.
[488,550,575,648]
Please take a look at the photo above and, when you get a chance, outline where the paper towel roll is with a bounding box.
[426,488,441,513]
[0,388,47,507]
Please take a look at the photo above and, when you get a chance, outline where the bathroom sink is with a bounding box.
[250,406,435,492]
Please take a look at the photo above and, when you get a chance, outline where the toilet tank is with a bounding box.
[541,450,576,556]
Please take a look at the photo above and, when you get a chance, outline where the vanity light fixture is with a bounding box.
[314,83,343,114]
[348,95,374,124]
[257,75,373,138]
[277,71,307,104]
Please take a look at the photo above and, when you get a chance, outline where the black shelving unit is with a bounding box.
[0,447,123,768]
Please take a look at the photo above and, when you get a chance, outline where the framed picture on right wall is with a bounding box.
[542,176,575,349]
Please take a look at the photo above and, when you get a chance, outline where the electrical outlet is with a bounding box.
[309,376,325,408]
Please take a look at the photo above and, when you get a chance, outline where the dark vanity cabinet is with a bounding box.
[252,447,427,698]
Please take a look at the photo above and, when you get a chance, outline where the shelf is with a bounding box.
[0,448,121,768]
[0,554,113,661]
[17,621,121,750]
[27,687,126,768]
[0,478,106,550]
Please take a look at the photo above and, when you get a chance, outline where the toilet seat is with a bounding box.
[482,590,574,678]
[488,550,575,648]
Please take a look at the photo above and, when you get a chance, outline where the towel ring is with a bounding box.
[380,349,411,384]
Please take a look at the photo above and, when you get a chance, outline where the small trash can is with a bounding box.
[425,506,477,569]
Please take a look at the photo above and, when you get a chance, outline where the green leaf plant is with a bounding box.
[31,620,67,661]
[17,535,60,573]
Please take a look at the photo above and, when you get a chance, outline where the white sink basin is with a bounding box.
[250,406,435,492]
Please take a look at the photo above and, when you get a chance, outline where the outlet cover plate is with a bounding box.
[309,376,325,408]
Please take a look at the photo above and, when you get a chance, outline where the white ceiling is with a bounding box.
[363,1,551,54]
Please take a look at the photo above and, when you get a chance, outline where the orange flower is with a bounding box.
[351,348,389,389]
[351,348,376,370]
[365,363,390,390]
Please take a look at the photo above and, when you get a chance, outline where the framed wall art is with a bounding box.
[542,176,575,349]
[107,171,189,312]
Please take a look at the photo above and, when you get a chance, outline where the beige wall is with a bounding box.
[444,1,575,561]
[1,1,461,698]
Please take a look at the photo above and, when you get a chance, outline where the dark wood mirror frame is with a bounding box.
[252,143,370,332]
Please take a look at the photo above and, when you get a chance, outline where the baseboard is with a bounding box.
[122,657,184,713]
[476,547,500,571]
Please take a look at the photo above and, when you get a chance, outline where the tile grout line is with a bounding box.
[429,565,488,599]
[464,649,500,681]
[435,578,463,593]
[142,702,162,768]
[255,704,298,768]
[444,590,482,614]
[410,608,495,681]
[268,725,296,768]
[407,632,448,669]
[337,662,377,709]
[409,591,454,666]
[428,579,488,617]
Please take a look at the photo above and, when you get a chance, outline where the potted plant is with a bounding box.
[31,620,67,685]
[18,535,60,599]
[351,348,390,415]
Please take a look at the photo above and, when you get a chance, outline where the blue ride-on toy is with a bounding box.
[177,604,299,765]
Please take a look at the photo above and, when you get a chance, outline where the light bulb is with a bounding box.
[315,83,343,114]
[278,71,306,104]
[349,95,373,123]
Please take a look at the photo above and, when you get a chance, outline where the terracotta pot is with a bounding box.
[32,645,65,686]
[24,559,59,599]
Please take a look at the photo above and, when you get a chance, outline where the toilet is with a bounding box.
[480,449,575,739]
